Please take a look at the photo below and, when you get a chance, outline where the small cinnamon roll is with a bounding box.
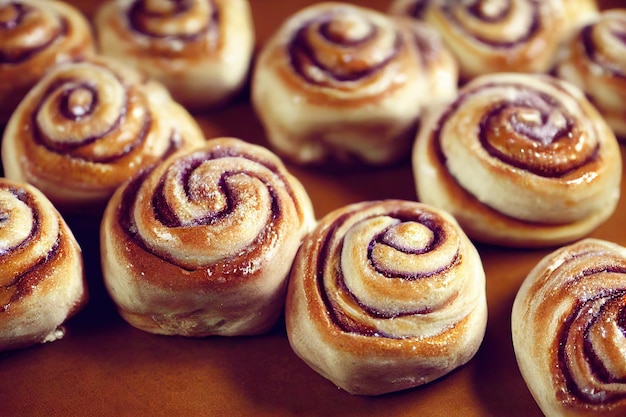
[412,72,621,248]
[395,0,599,80]
[252,2,458,168]
[94,0,254,111]
[0,0,95,123]
[285,200,487,395]
[1,56,205,214]
[0,178,87,352]
[557,9,626,139]
[100,137,315,337]
[512,238,626,417]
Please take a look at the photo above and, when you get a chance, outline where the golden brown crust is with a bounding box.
[94,0,254,110]
[251,2,457,167]
[285,200,487,395]
[1,56,206,214]
[0,0,95,123]
[512,238,626,417]
[557,9,626,139]
[412,72,622,248]
[100,137,315,337]
[0,178,87,352]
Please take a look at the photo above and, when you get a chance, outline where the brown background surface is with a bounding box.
[1,1,624,416]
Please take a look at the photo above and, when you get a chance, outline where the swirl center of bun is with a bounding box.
[60,85,97,119]
[440,0,537,46]
[470,0,511,21]
[479,91,597,177]
[33,61,153,162]
[120,139,310,272]
[441,79,601,180]
[288,7,400,87]
[585,13,626,75]
[317,204,475,339]
[129,0,216,40]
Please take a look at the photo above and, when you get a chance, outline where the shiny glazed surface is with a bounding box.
[1,0,624,416]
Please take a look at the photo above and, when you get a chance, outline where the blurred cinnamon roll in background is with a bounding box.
[94,0,254,111]
[0,0,95,123]
[0,177,87,352]
[1,56,205,214]
[557,9,626,140]
[390,0,598,80]
[252,2,458,168]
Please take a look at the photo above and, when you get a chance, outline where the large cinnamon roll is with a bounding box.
[392,0,598,80]
[412,72,621,248]
[512,238,626,417]
[1,56,205,214]
[100,137,315,337]
[556,9,626,140]
[285,200,487,395]
[0,0,95,123]
[251,2,458,167]
[94,0,254,111]
[0,178,87,352]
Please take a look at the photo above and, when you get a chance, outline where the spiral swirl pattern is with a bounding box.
[0,1,66,64]
[1,56,204,212]
[579,11,626,76]
[101,137,314,336]
[0,0,94,121]
[512,239,626,416]
[286,200,487,395]
[316,202,477,338]
[413,73,621,247]
[94,0,254,109]
[288,5,402,90]
[124,138,312,271]
[252,2,458,167]
[433,0,540,47]
[0,178,86,351]
[128,0,218,48]
[422,0,598,78]
[557,10,626,138]
[0,181,60,310]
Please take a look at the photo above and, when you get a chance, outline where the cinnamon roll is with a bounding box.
[512,238,626,417]
[251,2,458,167]
[100,137,315,337]
[412,72,621,248]
[0,178,87,352]
[94,0,254,111]
[405,0,599,80]
[557,9,626,139]
[0,0,95,123]
[1,56,206,214]
[285,200,487,395]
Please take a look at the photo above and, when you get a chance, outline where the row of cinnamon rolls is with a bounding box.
[0,0,625,415]
[2,0,626,139]
[3,144,626,413]
[3,0,624,246]
[0,0,254,123]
